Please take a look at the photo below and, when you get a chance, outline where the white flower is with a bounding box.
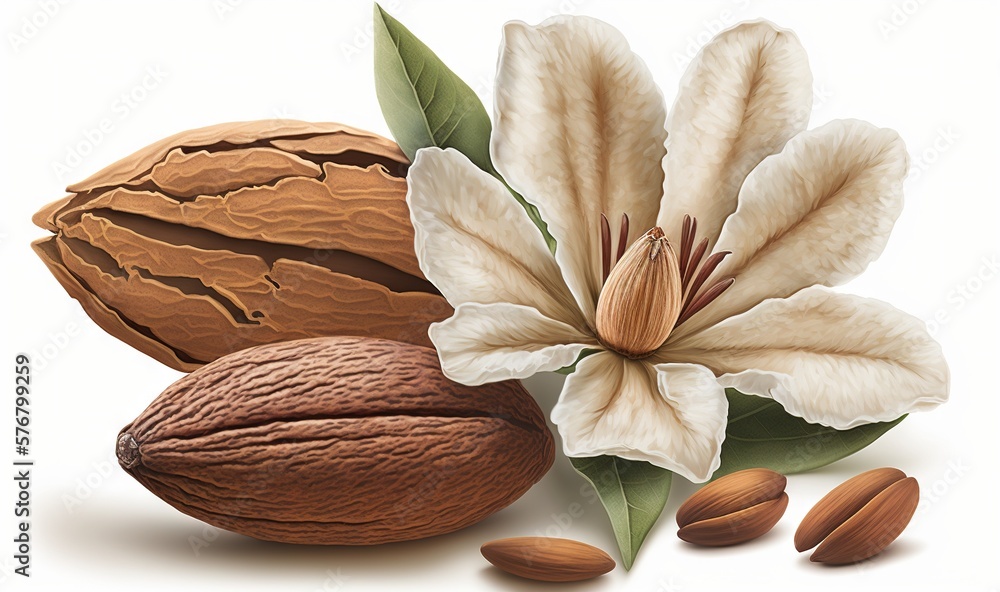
[405,17,949,482]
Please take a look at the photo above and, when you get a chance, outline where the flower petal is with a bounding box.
[430,302,597,386]
[408,148,586,329]
[551,352,727,482]
[665,287,950,429]
[657,20,812,248]
[492,16,668,324]
[671,119,909,339]
[716,369,794,403]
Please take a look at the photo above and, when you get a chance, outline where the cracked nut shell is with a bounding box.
[676,468,788,546]
[32,120,452,371]
[117,336,555,545]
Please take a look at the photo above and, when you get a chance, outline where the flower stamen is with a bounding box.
[597,214,734,335]
[676,277,735,327]
[683,238,709,291]
[679,215,694,280]
[616,213,630,263]
[600,213,632,283]
[673,214,735,328]
[683,250,730,310]
[600,213,612,283]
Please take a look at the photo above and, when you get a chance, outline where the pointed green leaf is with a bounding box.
[715,388,906,478]
[372,4,554,251]
[372,4,490,169]
[570,456,671,570]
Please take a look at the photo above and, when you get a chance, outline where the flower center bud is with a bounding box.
[596,227,683,359]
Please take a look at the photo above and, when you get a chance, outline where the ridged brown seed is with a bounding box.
[481,537,615,582]
[116,336,554,545]
[595,227,683,358]
[675,468,788,546]
[32,120,452,372]
[796,468,919,564]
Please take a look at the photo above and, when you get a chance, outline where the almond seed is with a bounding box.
[794,467,906,552]
[796,468,920,565]
[481,537,615,582]
[675,468,788,546]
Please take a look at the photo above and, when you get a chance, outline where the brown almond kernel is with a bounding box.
[675,468,788,546]
[481,537,615,582]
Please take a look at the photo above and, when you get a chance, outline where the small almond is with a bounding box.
[676,468,788,546]
[796,468,920,565]
[481,537,615,582]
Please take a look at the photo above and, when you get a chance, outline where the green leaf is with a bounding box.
[372,4,554,251]
[372,4,490,170]
[570,456,671,570]
[553,349,601,375]
[715,388,906,478]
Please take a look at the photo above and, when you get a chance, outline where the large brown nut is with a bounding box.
[116,336,555,545]
[32,120,452,371]
[795,467,919,564]
[675,468,788,546]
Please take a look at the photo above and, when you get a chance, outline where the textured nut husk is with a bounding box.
[676,468,787,546]
[810,477,919,565]
[794,467,906,552]
[481,537,615,582]
[32,120,452,372]
[117,336,555,545]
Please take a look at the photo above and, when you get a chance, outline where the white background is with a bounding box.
[2,1,998,590]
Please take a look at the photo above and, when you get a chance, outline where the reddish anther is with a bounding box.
[600,213,612,283]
